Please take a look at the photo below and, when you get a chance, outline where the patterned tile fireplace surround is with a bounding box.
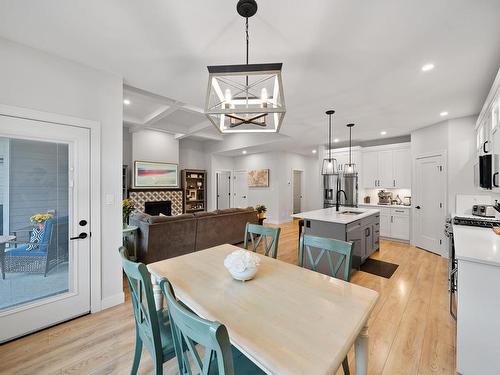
[128,189,183,216]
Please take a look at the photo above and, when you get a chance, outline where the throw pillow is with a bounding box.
[27,227,44,251]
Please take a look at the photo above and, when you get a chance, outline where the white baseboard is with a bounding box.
[100,292,125,310]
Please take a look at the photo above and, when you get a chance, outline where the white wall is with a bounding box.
[123,128,133,168]
[411,115,499,216]
[231,151,322,224]
[0,37,124,308]
[132,130,179,164]
[179,139,208,171]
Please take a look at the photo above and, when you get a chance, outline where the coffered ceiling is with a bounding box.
[1,0,500,152]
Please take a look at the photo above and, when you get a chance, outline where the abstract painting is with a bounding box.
[248,169,269,187]
[134,161,178,188]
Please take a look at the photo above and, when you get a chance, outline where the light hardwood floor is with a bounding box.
[0,220,456,375]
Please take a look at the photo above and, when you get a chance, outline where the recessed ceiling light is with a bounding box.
[123,99,131,105]
[242,150,247,154]
[333,138,339,143]
[312,149,317,154]
[440,111,448,117]
[421,63,435,72]
[380,131,387,135]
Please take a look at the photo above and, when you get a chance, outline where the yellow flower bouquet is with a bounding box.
[30,213,53,229]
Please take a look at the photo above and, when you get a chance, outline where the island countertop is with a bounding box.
[292,207,380,225]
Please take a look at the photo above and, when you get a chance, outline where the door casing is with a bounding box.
[0,104,102,313]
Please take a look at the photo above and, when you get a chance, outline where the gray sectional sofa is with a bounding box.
[129,207,258,264]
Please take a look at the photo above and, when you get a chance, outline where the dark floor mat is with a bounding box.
[360,258,399,279]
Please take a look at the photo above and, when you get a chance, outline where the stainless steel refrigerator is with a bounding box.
[323,173,358,208]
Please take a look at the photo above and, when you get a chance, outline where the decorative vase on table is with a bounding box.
[122,199,135,229]
[256,204,267,220]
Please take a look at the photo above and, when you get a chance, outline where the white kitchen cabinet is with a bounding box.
[378,150,393,188]
[390,208,410,240]
[379,211,391,237]
[358,205,410,241]
[392,148,411,188]
[361,146,411,189]
[362,151,379,188]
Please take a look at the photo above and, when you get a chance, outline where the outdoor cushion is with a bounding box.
[7,245,47,256]
[27,227,43,251]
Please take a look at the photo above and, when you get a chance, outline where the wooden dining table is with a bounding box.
[148,244,379,375]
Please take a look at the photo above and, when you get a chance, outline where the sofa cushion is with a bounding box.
[147,213,194,224]
[193,211,216,218]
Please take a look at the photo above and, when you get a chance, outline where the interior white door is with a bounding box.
[362,151,378,188]
[0,115,91,343]
[232,171,248,208]
[414,154,446,255]
[393,148,411,188]
[216,171,231,209]
[292,170,303,214]
[378,150,394,188]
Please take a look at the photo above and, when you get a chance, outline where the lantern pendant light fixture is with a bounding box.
[343,123,357,175]
[204,0,286,133]
[321,110,338,175]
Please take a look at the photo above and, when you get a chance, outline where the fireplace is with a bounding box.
[144,200,172,216]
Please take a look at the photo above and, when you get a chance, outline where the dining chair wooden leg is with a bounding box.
[342,357,350,375]
[355,325,369,375]
[131,330,142,375]
[153,358,163,375]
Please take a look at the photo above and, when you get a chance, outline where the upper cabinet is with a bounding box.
[361,145,411,189]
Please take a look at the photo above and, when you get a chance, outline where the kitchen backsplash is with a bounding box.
[360,188,412,205]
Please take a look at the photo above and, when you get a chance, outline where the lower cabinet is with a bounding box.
[359,205,410,241]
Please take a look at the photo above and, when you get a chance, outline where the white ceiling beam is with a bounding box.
[143,105,178,126]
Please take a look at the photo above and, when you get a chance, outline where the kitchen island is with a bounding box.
[292,207,380,270]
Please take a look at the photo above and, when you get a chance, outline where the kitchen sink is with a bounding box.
[340,211,363,215]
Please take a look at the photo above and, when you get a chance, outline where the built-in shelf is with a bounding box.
[181,169,207,213]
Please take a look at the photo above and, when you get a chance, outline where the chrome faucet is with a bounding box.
[336,189,347,211]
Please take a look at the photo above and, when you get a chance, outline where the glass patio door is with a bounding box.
[0,114,91,343]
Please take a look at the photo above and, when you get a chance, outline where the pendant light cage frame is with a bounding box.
[321,110,339,175]
[205,63,286,133]
[343,123,358,176]
[204,0,286,134]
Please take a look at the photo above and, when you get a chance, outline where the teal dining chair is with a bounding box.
[243,223,281,259]
[160,278,266,375]
[119,247,176,375]
[298,234,354,374]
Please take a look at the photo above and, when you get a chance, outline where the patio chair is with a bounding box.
[0,218,57,279]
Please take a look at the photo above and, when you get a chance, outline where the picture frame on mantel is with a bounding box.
[134,161,178,188]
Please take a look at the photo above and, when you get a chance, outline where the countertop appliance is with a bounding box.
[472,204,496,218]
[377,190,392,205]
[453,215,500,228]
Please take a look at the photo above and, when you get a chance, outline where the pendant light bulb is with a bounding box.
[261,87,268,101]
[224,88,232,103]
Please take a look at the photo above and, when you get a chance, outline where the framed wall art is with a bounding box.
[134,161,178,188]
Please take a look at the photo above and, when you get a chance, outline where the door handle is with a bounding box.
[494,172,499,188]
[483,140,489,154]
[393,179,396,187]
[416,205,421,209]
[70,233,88,240]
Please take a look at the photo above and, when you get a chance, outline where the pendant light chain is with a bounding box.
[245,17,249,98]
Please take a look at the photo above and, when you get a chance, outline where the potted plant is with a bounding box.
[122,199,135,228]
[255,204,267,219]
[30,213,53,230]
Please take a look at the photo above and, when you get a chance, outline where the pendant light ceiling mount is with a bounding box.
[204,0,286,134]
[237,0,258,18]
